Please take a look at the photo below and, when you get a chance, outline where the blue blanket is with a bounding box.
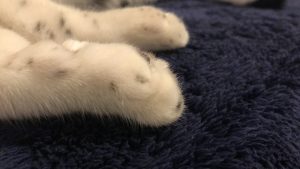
[1,0,300,168]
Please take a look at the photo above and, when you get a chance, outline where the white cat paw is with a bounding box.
[120,7,189,51]
[117,49,185,125]
[79,44,184,126]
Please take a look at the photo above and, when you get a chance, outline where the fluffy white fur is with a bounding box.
[0,0,253,126]
[0,0,188,126]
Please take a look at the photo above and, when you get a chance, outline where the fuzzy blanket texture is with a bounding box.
[1,0,300,168]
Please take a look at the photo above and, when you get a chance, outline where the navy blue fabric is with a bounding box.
[1,0,300,168]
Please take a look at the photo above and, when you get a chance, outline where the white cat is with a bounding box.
[0,0,190,126]
[0,0,280,126]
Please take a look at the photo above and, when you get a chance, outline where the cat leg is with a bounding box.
[0,40,184,126]
[0,0,189,51]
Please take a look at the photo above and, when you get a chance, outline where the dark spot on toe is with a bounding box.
[59,17,65,27]
[136,74,148,84]
[139,51,152,64]
[65,29,72,36]
[27,58,33,65]
[142,25,159,33]
[110,82,118,92]
[34,22,42,32]
[55,69,68,77]
[176,99,183,111]
[143,27,149,31]
[49,32,55,39]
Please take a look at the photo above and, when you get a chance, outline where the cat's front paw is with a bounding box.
[116,49,185,126]
[121,7,189,51]
[79,44,184,126]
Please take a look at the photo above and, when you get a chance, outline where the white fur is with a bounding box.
[0,0,187,126]
[0,0,189,50]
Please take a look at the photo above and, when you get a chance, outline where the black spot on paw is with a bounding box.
[142,25,159,33]
[138,51,154,64]
[176,98,183,111]
[65,29,72,36]
[110,82,118,92]
[55,69,68,77]
[48,32,55,40]
[34,21,42,32]
[59,17,65,28]
[136,74,149,84]
[27,58,34,65]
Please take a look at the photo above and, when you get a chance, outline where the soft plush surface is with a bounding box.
[1,0,300,168]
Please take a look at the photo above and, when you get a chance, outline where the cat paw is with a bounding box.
[126,50,185,126]
[79,44,184,126]
[116,48,185,125]
[120,7,189,51]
